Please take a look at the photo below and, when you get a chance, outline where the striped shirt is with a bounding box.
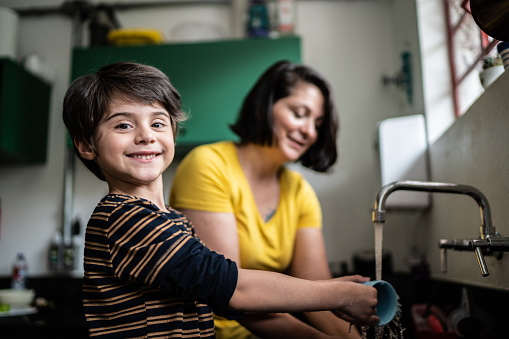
[83,194,239,338]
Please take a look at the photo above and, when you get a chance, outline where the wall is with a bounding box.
[0,0,422,277]
[294,0,425,275]
[412,0,508,290]
[423,71,509,291]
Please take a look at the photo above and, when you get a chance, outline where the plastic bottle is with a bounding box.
[12,253,28,290]
[276,0,295,35]
[48,231,62,271]
[247,0,270,37]
[63,239,75,271]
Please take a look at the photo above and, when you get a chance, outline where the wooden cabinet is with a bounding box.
[71,36,301,156]
[0,58,51,164]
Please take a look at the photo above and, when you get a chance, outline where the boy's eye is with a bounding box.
[152,121,167,128]
[116,123,131,130]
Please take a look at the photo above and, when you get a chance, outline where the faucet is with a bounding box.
[372,180,509,277]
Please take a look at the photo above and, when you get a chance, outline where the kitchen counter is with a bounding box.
[0,274,87,338]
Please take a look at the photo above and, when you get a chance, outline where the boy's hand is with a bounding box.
[331,282,380,327]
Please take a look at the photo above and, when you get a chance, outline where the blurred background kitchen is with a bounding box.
[0,0,508,337]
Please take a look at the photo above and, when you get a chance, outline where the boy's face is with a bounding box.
[78,99,175,191]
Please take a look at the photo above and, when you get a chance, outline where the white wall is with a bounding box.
[0,0,423,277]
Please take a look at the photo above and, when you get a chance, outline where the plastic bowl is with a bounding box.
[0,289,35,307]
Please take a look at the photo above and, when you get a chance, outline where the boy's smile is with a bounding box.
[78,99,175,194]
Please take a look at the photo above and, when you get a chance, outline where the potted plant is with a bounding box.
[479,54,504,89]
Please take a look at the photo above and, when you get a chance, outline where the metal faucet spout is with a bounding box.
[372,180,495,239]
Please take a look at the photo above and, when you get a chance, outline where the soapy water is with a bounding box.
[360,297,405,339]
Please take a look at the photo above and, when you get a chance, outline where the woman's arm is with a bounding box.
[180,208,240,261]
[238,313,345,339]
[288,227,365,337]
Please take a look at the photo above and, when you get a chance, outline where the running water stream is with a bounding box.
[374,221,384,281]
[359,221,405,338]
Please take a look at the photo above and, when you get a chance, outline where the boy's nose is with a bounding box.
[135,127,156,144]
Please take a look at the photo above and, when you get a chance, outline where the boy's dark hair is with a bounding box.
[230,60,339,172]
[62,62,186,181]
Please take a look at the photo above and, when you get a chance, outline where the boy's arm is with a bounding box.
[229,268,380,327]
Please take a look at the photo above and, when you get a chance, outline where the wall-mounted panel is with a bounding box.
[0,58,51,164]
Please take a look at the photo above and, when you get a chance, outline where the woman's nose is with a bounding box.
[301,119,317,140]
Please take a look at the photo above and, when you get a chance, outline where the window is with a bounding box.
[444,0,499,117]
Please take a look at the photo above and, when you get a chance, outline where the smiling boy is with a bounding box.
[62,62,379,338]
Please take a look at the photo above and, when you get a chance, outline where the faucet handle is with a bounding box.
[474,246,489,276]
[440,247,447,273]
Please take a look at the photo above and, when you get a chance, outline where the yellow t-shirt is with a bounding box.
[170,141,322,338]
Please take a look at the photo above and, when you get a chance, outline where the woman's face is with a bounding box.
[271,81,324,162]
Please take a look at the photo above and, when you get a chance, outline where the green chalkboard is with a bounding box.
[71,36,301,156]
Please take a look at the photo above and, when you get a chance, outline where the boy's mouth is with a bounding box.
[128,153,160,160]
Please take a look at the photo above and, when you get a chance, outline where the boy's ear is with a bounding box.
[76,140,96,160]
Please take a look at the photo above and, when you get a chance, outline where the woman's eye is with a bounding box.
[293,109,305,118]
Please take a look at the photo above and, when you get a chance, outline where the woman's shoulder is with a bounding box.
[280,166,305,182]
[280,167,315,194]
[188,141,235,157]
[181,141,237,168]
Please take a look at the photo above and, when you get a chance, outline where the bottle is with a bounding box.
[276,0,295,35]
[247,0,270,37]
[63,239,75,271]
[12,253,28,290]
[48,231,62,271]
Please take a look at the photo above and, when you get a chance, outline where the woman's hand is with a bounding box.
[333,274,371,284]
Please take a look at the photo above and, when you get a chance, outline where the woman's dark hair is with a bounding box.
[230,60,339,172]
[62,61,186,181]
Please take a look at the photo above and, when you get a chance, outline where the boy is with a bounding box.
[62,62,379,338]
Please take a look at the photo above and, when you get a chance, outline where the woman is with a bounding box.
[170,61,365,338]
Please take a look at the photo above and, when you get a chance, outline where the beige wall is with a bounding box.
[423,71,509,291]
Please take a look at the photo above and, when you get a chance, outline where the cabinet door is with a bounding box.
[71,37,301,156]
[0,58,51,163]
